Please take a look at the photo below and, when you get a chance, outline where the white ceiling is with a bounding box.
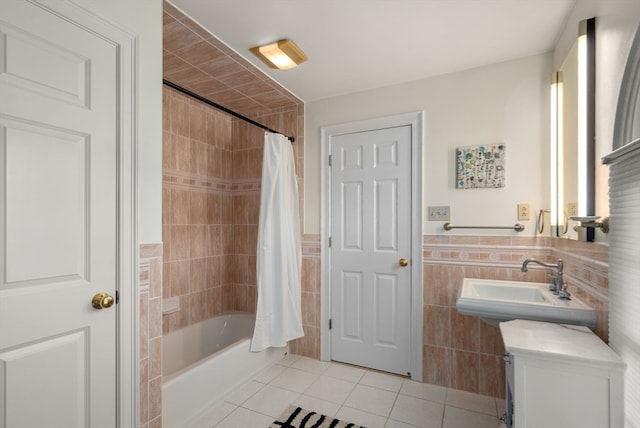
[170,0,576,102]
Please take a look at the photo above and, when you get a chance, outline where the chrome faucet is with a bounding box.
[521,258,570,300]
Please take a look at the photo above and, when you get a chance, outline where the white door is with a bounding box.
[330,125,412,376]
[0,2,118,427]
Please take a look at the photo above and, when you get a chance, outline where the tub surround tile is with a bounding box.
[149,297,163,339]
[162,79,301,332]
[139,243,163,428]
[139,293,149,360]
[139,357,149,424]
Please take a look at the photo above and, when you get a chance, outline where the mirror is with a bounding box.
[550,18,596,241]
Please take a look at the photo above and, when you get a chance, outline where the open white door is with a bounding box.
[0,1,129,426]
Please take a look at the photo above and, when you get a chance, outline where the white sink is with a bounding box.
[456,278,596,327]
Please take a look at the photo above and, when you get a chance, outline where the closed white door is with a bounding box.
[330,125,412,376]
[0,2,118,427]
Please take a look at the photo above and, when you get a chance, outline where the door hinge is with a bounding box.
[115,290,119,304]
[329,318,332,330]
[328,154,332,166]
[329,237,332,248]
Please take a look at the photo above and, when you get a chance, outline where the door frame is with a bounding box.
[31,1,138,426]
[320,112,423,381]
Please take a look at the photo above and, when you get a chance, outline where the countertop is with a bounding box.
[499,319,626,369]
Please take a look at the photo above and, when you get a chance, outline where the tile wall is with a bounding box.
[140,243,163,428]
[162,87,234,334]
[292,235,609,399]
[290,236,322,358]
[161,2,304,338]
[421,235,609,398]
[161,87,303,334]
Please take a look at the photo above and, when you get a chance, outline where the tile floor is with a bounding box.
[183,354,505,428]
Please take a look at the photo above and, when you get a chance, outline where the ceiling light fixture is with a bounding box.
[250,39,307,70]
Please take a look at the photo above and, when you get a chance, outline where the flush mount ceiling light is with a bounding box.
[250,39,307,70]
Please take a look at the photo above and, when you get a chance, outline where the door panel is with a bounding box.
[0,330,88,428]
[375,179,398,251]
[341,271,363,341]
[330,125,412,375]
[0,2,118,427]
[374,273,397,345]
[4,120,88,283]
[342,181,363,249]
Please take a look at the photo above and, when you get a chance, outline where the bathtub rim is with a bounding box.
[162,311,256,382]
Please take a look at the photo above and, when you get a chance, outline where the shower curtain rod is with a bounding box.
[163,79,295,143]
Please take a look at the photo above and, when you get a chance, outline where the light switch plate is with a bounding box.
[428,206,450,221]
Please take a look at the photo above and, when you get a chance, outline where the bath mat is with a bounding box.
[270,405,366,428]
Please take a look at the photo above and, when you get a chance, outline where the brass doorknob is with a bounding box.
[399,258,409,267]
[92,292,115,309]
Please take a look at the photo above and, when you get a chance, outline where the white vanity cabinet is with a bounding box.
[500,320,625,428]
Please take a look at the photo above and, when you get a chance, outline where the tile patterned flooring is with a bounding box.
[183,354,505,428]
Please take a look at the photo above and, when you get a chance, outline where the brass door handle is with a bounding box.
[92,292,115,309]
[399,258,409,267]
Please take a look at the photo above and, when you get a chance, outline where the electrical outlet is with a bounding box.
[567,202,578,217]
[517,203,530,221]
[428,205,450,221]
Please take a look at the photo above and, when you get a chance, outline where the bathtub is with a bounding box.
[162,312,287,428]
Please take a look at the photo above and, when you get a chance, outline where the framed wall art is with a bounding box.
[456,144,506,189]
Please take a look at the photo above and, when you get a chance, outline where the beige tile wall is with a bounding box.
[292,235,609,399]
[424,235,608,398]
[162,86,304,334]
[290,236,322,358]
[162,2,304,339]
[162,87,235,334]
[140,243,163,428]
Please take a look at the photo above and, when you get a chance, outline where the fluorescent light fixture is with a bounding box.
[550,71,564,227]
[577,22,588,217]
[250,39,307,70]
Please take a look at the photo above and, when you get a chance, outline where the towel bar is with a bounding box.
[443,223,525,232]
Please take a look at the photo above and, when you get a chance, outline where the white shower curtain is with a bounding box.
[250,132,304,352]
